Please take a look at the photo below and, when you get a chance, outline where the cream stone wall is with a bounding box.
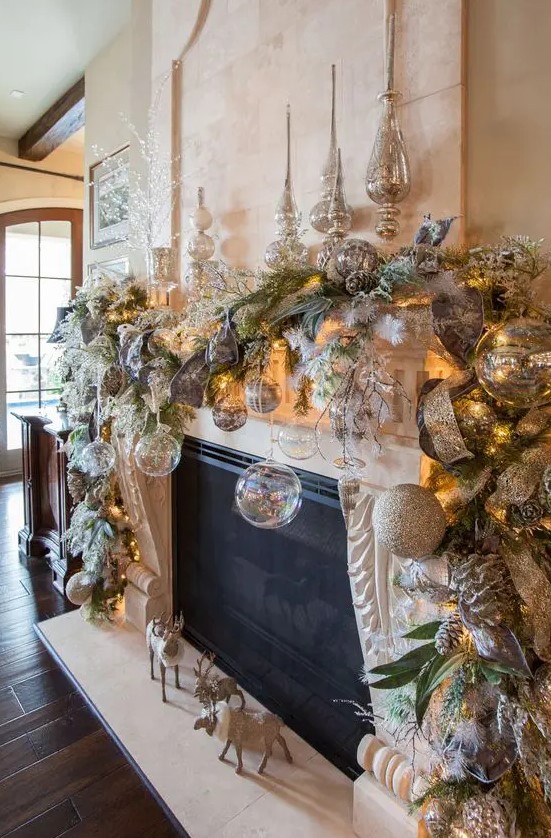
[467,0,551,242]
[84,27,132,269]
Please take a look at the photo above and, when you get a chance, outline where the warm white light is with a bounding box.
[9,90,25,99]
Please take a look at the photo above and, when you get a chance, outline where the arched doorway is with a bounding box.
[0,208,83,474]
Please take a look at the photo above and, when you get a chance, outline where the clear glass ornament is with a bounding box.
[475,318,551,408]
[235,458,302,529]
[245,376,282,414]
[81,439,116,478]
[212,395,248,432]
[134,424,181,477]
[278,422,318,460]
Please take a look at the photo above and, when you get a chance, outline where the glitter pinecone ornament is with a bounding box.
[434,611,464,656]
[453,553,515,626]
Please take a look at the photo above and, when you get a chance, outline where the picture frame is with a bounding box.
[87,256,131,284]
[89,146,130,249]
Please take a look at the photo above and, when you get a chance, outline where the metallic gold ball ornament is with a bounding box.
[334,238,379,278]
[245,377,282,414]
[475,318,551,407]
[235,459,302,529]
[134,426,181,477]
[278,422,317,460]
[372,484,447,558]
[212,395,248,432]
[454,399,497,438]
[66,571,95,606]
[81,440,116,478]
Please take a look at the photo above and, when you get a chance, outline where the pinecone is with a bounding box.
[345,270,377,295]
[67,469,88,503]
[435,611,465,656]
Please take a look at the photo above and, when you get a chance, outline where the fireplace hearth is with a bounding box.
[173,437,373,778]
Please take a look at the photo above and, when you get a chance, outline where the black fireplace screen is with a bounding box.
[173,437,373,778]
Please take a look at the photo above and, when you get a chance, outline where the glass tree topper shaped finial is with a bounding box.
[265,105,308,269]
[365,11,411,241]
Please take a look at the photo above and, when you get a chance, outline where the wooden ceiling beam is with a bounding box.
[18,77,85,161]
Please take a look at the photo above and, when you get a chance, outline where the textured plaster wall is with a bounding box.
[467,0,551,243]
[151,0,464,270]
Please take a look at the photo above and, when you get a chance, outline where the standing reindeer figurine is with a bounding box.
[193,651,245,710]
[194,702,293,775]
[146,613,185,702]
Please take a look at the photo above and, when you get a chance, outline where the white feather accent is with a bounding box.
[373,314,405,346]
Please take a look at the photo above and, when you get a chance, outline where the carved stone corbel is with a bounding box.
[114,437,172,632]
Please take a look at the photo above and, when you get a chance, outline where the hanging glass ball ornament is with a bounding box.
[81,439,116,478]
[454,398,497,438]
[235,459,302,529]
[278,422,318,460]
[134,426,181,477]
[245,377,282,414]
[212,396,248,432]
[66,571,95,606]
[372,483,447,558]
[475,318,551,408]
[334,238,379,278]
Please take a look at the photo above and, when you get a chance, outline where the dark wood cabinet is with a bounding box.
[15,413,80,595]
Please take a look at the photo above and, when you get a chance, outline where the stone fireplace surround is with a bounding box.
[38,346,433,837]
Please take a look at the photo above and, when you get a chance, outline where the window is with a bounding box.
[0,209,83,450]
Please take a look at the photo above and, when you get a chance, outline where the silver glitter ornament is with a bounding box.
[334,238,379,278]
[235,460,302,529]
[372,484,447,558]
[80,439,116,478]
[245,377,282,414]
[66,571,95,606]
[475,318,551,408]
[212,396,248,432]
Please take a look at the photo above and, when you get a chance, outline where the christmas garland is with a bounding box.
[59,222,551,835]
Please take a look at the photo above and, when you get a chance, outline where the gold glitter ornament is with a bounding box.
[372,483,447,558]
[66,571,95,606]
[462,793,514,838]
[455,398,497,438]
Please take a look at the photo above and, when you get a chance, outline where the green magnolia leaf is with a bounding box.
[415,652,466,727]
[370,670,422,690]
[370,642,436,677]
[402,621,442,641]
[480,663,502,685]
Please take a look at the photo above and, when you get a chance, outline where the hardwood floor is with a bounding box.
[0,480,184,838]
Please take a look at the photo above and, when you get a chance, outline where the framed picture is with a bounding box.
[89,146,130,249]
[87,257,131,284]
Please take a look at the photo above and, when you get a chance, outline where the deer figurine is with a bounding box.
[194,702,293,775]
[146,612,185,702]
[193,651,246,710]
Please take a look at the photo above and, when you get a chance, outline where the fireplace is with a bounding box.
[173,437,373,779]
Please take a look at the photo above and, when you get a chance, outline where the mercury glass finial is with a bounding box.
[265,105,308,269]
[310,65,351,235]
[365,11,411,241]
[316,148,352,269]
[184,186,216,295]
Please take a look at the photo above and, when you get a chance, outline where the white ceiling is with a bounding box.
[0,0,131,139]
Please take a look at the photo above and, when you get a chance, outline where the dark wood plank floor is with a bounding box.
[0,480,184,838]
